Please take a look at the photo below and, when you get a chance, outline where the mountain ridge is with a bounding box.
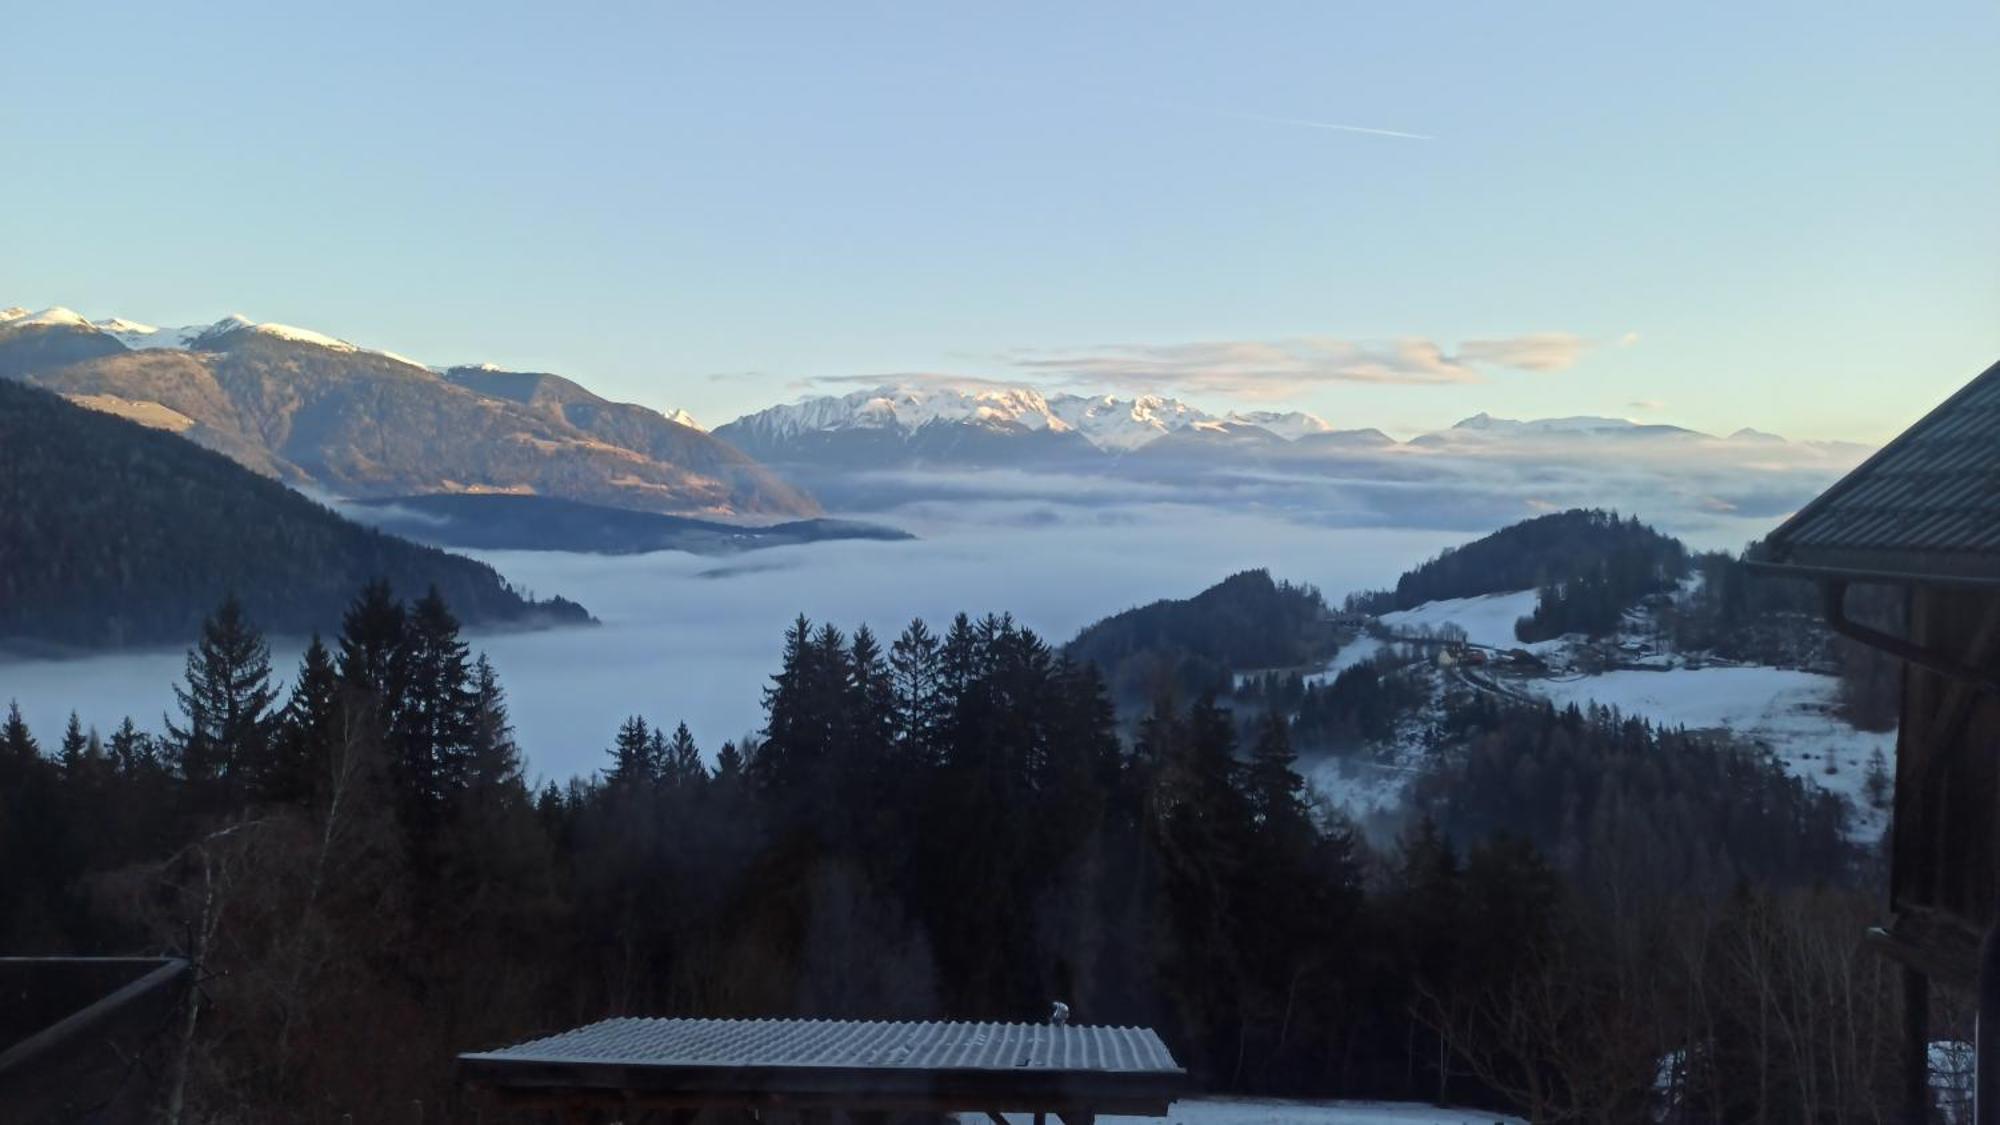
[0,306,816,519]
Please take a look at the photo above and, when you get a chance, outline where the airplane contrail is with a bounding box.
[1230,111,1435,141]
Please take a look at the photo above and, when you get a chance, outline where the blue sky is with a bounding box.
[4,2,1994,442]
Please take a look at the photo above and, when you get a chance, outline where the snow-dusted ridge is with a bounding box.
[722,382,1347,453]
[0,304,697,421]
[721,383,1841,458]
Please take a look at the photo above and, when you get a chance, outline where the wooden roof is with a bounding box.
[458,1017,1186,1116]
[1762,358,2000,582]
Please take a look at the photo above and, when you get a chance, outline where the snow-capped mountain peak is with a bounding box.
[731,383,1079,441]
[1222,409,1335,441]
[665,408,702,431]
[1045,392,1217,451]
[196,314,360,353]
[1,306,94,330]
[1,303,436,369]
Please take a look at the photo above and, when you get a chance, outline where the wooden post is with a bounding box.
[1905,965,1930,1125]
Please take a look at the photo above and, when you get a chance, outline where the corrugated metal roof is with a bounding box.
[464,1018,1183,1074]
[1765,358,2000,575]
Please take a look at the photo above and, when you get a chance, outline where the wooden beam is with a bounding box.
[1904,966,1931,1125]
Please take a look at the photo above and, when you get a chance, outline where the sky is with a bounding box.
[3,1,1995,443]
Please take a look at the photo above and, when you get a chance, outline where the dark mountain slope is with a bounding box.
[0,379,588,651]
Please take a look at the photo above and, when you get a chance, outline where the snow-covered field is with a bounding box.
[1532,666,1893,837]
[1318,587,1895,840]
[1377,590,1558,654]
[971,1097,1521,1125]
[1306,635,1389,684]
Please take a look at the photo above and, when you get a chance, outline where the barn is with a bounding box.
[1758,357,2000,1120]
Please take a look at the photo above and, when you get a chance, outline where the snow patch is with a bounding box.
[1531,667,1893,838]
[972,1096,1521,1125]
[1378,590,1558,653]
[2,306,92,330]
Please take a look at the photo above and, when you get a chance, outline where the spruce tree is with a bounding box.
[889,618,945,761]
[663,722,704,789]
[337,579,409,708]
[168,595,279,801]
[3,702,38,763]
[1245,708,1311,844]
[608,716,653,788]
[58,712,88,777]
[271,634,341,804]
[464,656,523,794]
[399,586,479,813]
[107,717,155,774]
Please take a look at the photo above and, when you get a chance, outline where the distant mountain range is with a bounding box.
[713,382,1849,468]
[0,304,1879,538]
[0,306,817,519]
[709,381,1875,532]
[715,384,1375,464]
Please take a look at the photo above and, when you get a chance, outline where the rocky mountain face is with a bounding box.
[0,307,818,519]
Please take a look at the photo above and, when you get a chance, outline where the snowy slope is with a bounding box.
[1532,667,1892,837]
[725,384,1080,440]
[973,1096,1521,1125]
[1049,392,1217,450]
[1377,589,1554,651]
[723,387,1341,453]
[1225,409,1336,440]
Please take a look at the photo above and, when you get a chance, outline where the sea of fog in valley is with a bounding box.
[0,501,1784,784]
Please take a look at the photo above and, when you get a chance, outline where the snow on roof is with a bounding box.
[464,1017,1183,1073]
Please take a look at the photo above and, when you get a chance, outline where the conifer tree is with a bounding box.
[337,579,409,705]
[464,656,523,794]
[609,716,653,788]
[107,717,155,774]
[399,586,479,812]
[3,701,38,763]
[889,618,944,760]
[58,712,88,777]
[714,740,745,784]
[271,634,341,804]
[168,595,279,800]
[663,722,704,789]
[1245,708,1310,842]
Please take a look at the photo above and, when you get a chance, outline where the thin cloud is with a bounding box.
[1457,332,1590,372]
[801,372,1033,394]
[1629,399,1666,412]
[1001,333,1589,400]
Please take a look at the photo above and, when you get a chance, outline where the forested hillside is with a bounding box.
[0,380,588,650]
[0,584,1900,1123]
[1347,509,1689,641]
[1066,569,1333,704]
